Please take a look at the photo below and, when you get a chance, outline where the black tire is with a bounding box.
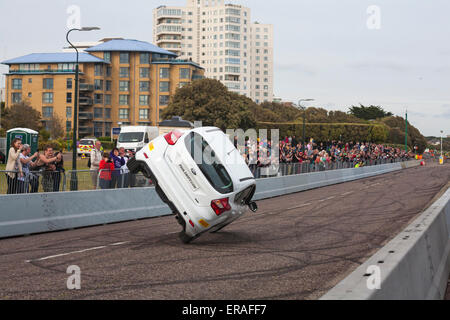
[179,231,195,244]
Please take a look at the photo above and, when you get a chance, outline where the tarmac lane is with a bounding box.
[0,162,449,300]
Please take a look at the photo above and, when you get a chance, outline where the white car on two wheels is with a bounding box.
[127,127,258,243]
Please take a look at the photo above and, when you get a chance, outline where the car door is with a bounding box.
[165,131,233,207]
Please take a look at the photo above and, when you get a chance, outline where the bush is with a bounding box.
[38,140,63,152]
[256,122,389,144]
[98,136,112,142]
[39,129,50,142]
[101,141,115,150]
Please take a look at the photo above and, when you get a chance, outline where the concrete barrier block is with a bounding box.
[321,188,450,300]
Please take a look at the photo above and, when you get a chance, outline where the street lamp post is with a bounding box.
[298,99,314,152]
[66,27,100,191]
[441,130,444,158]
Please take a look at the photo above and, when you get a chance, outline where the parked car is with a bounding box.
[77,138,97,157]
[117,126,159,153]
[127,127,258,243]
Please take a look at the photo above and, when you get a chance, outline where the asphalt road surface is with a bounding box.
[1,162,449,300]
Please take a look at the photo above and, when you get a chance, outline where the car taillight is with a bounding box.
[211,198,231,216]
[164,130,183,145]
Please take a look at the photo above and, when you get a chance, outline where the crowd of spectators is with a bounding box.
[236,135,414,177]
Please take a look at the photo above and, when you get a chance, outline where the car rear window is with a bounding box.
[185,132,233,194]
[79,140,94,145]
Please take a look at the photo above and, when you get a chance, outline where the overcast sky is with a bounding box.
[1,0,449,136]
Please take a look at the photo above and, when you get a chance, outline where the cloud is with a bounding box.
[274,62,317,76]
[347,60,409,72]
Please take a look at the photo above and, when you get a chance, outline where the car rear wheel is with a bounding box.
[178,231,196,244]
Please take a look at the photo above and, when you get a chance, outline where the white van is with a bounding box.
[117,126,160,153]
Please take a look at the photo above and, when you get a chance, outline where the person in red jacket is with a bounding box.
[99,153,114,189]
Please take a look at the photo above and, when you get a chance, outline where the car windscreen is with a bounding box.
[79,140,94,145]
[185,132,233,194]
[118,132,144,143]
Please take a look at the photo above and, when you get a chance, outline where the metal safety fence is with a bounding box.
[1,170,65,195]
[0,157,416,195]
[251,157,413,179]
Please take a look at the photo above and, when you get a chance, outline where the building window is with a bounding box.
[119,95,129,105]
[94,122,103,137]
[105,108,111,119]
[12,79,22,90]
[66,107,72,118]
[105,122,111,137]
[119,67,129,78]
[139,95,149,106]
[66,92,72,103]
[119,108,129,119]
[105,94,111,106]
[42,107,53,118]
[57,63,74,71]
[94,79,103,91]
[139,81,150,92]
[66,121,71,132]
[140,53,150,64]
[106,66,112,77]
[104,52,111,63]
[94,108,103,118]
[159,95,169,106]
[67,78,72,89]
[28,92,32,98]
[119,81,129,92]
[43,78,53,89]
[94,64,103,76]
[179,68,190,79]
[159,68,169,78]
[159,81,169,92]
[139,109,149,120]
[94,94,103,104]
[120,52,129,64]
[11,93,22,103]
[42,92,53,104]
[106,80,112,91]
[140,67,150,78]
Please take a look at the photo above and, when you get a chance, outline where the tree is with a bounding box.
[348,104,393,120]
[1,101,42,131]
[161,79,257,130]
[47,113,65,139]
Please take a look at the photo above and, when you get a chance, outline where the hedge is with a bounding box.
[256,122,389,143]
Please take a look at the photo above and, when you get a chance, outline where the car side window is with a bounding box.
[185,132,233,194]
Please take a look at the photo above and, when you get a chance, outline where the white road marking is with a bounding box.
[25,241,129,263]
[341,191,354,196]
[286,203,312,210]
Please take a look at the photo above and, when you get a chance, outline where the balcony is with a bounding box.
[78,112,93,120]
[8,69,83,75]
[79,83,94,91]
[79,97,93,106]
[78,126,93,135]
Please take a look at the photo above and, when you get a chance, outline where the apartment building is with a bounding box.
[2,39,204,138]
[153,0,273,104]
